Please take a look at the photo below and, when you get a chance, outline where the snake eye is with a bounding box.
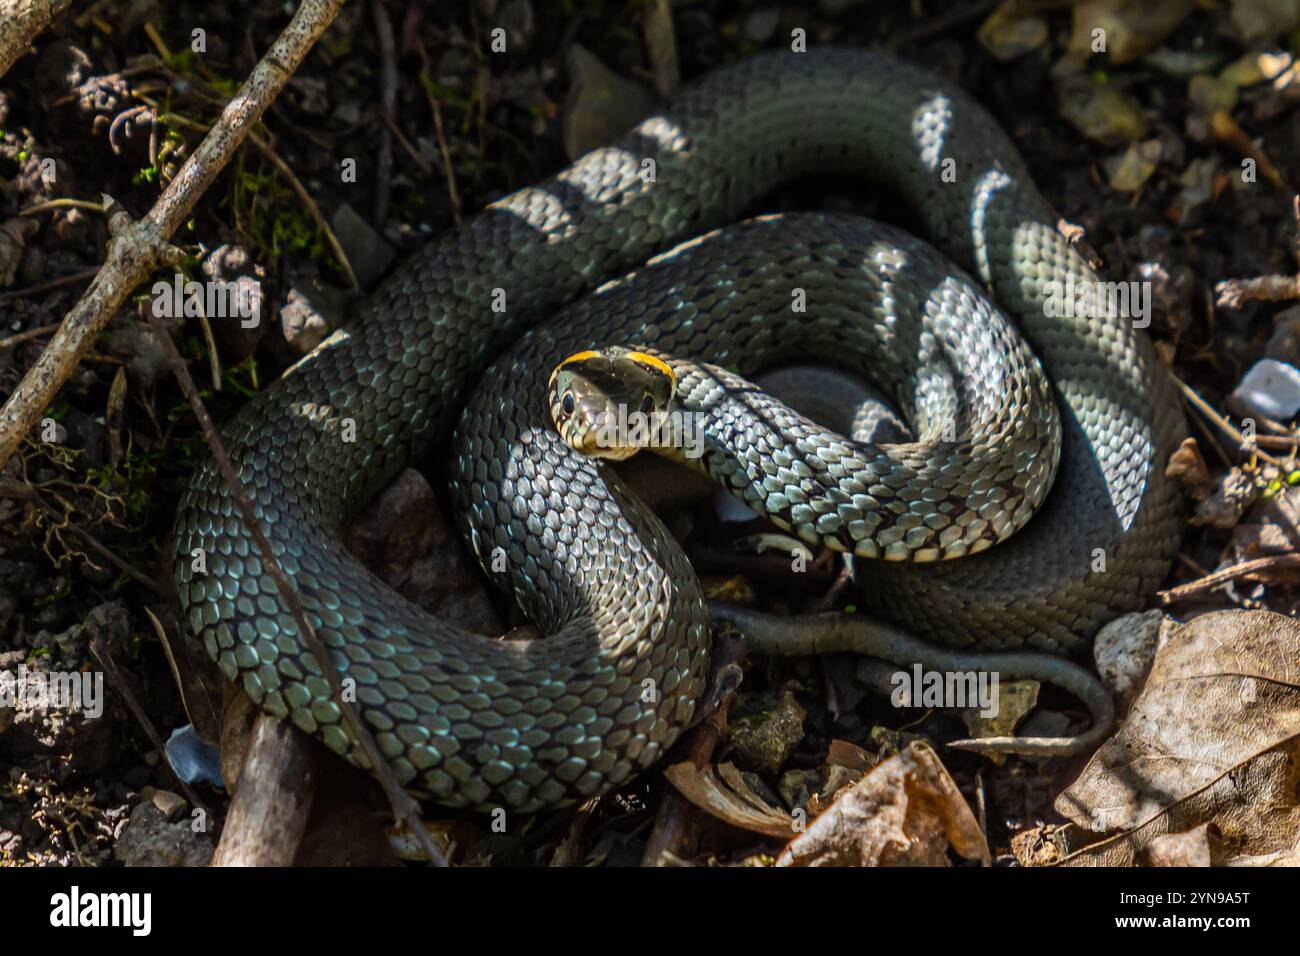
[561,392,575,416]
[639,393,655,416]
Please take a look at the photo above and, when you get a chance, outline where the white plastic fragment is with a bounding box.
[1226,358,1300,421]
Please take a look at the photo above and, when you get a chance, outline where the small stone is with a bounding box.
[279,284,339,354]
[106,320,168,390]
[114,802,213,867]
[147,788,189,822]
[1059,84,1148,145]
[330,203,395,288]
[1094,609,1166,709]
[743,9,781,43]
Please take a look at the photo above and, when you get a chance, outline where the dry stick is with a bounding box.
[1159,553,1300,604]
[0,323,60,349]
[1215,195,1300,308]
[381,113,434,175]
[416,40,461,224]
[886,0,997,50]
[249,129,360,290]
[18,198,109,216]
[87,634,210,816]
[371,0,398,229]
[1175,376,1282,466]
[641,633,745,867]
[0,268,100,304]
[0,0,349,471]
[0,0,71,79]
[212,712,320,866]
[1210,114,1291,195]
[145,311,447,867]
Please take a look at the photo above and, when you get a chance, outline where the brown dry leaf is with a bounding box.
[1058,82,1148,145]
[1011,824,1070,867]
[1055,610,1300,865]
[826,738,877,773]
[775,741,990,867]
[1165,437,1214,499]
[663,761,794,839]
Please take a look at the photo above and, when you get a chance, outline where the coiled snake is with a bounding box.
[173,49,1185,812]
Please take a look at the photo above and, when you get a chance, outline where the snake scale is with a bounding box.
[173,49,1185,812]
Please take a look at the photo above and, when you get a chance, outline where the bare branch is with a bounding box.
[0,0,348,470]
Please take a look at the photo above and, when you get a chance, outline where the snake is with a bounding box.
[173,48,1185,813]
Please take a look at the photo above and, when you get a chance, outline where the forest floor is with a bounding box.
[1,0,1298,866]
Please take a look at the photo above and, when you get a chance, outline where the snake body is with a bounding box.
[173,49,1185,812]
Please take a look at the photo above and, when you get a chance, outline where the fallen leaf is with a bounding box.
[1055,610,1300,865]
[664,760,795,838]
[1165,437,1213,499]
[775,741,990,867]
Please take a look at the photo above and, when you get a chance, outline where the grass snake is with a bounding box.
[173,49,1186,812]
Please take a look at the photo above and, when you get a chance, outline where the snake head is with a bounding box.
[548,347,677,460]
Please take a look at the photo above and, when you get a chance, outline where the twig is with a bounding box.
[371,0,397,228]
[381,112,433,174]
[0,322,59,349]
[1175,376,1282,465]
[247,130,360,290]
[1210,114,1291,195]
[0,268,99,303]
[0,0,349,471]
[416,39,462,224]
[1159,553,1300,604]
[642,632,744,866]
[18,198,109,216]
[195,306,223,390]
[886,0,997,50]
[1215,196,1300,308]
[146,311,447,867]
[88,634,210,815]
